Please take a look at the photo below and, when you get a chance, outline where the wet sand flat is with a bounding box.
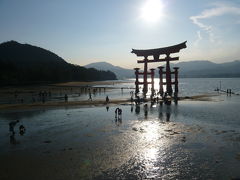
[1,79,240,179]
[1,97,240,180]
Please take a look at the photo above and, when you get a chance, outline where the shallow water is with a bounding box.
[1,93,240,179]
[1,78,240,105]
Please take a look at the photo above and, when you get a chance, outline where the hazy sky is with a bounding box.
[1,0,240,68]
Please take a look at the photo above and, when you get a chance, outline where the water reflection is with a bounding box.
[115,117,122,126]
[106,106,109,111]
[135,105,140,115]
[144,104,148,119]
[0,109,46,121]
[132,101,178,122]
[10,134,17,144]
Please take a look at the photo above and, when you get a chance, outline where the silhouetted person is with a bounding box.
[131,96,134,103]
[115,108,119,118]
[64,94,68,102]
[106,96,109,103]
[9,120,19,134]
[118,108,122,119]
[106,106,109,111]
[88,92,92,101]
[19,125,26,135]
[135,96,140,105]
[115,108,122,125]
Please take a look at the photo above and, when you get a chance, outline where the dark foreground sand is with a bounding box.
[1,115,240,180]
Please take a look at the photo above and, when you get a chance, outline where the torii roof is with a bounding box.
[131,41,187,57]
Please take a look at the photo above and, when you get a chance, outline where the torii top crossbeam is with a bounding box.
[131,41,187,62]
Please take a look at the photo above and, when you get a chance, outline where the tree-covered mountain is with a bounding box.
[85,62,133,79]
[0,41,117,85]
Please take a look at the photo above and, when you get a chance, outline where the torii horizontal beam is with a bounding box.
[137,57,179,63]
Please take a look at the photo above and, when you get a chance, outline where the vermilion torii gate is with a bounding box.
[132,41,187,97]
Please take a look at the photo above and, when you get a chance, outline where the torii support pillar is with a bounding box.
[143,56,148,95]
[134,68,140,95]
[173,67,179,94]
[150,68,155,96]
[158,66,164,97]
[165,55,173,96]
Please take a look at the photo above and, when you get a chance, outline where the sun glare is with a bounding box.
[140,0,164,23]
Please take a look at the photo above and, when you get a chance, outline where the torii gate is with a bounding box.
[132,41,187,97]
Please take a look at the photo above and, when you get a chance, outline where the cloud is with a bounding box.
[194,31,202,46]
[190,2,240,43]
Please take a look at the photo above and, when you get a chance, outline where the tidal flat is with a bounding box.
[1,95,240,180]
[1,78,240,179]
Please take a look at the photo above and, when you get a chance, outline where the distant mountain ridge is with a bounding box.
[175,60,240,77]
[85,60,240,78]
[0,41,117,85]
[85,62,133,79]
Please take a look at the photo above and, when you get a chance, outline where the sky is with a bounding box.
[0,0,240,68]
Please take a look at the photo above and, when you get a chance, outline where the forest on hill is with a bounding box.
[0,41,117,85]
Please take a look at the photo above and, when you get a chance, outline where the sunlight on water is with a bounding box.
[144,147,158,160]
[142,121,160,141]
[138,78,166,97]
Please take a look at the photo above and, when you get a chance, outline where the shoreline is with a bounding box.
[0,94,219,111]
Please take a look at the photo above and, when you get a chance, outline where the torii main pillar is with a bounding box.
[143,56,148,94]
[165,55,173,96]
